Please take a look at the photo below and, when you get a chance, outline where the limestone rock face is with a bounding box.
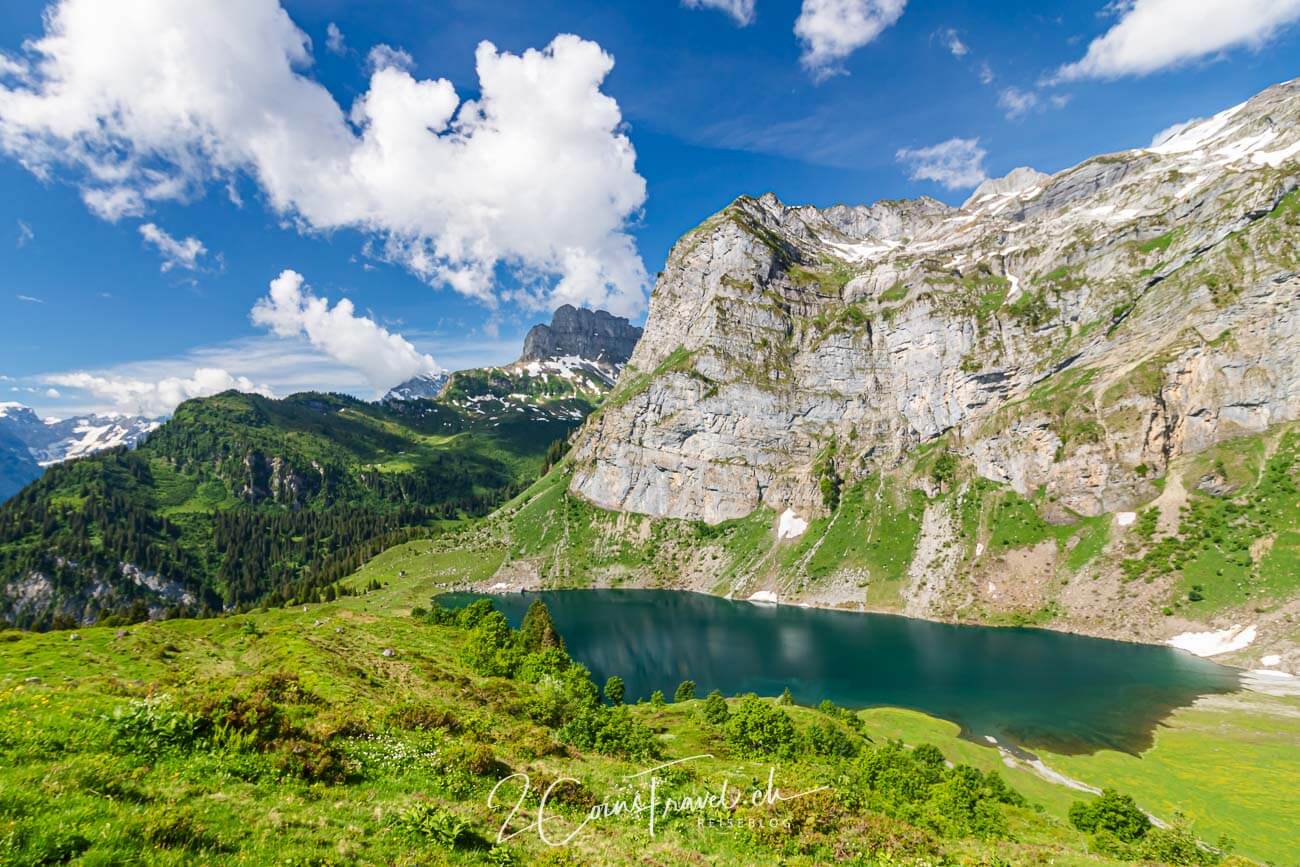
[571,78,1300,524]
[520,305,642,365]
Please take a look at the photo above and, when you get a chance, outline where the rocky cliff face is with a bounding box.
[520,305,642,365]
[571,79,1300,527]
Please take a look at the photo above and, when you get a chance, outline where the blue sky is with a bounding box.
[2,0,1298,416]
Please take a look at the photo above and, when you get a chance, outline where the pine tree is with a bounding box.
[519,600,565,652]
[604,676,625,706]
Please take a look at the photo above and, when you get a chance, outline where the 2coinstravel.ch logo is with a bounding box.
[487,754,829,846]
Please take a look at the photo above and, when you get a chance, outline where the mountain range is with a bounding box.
[5,78,1300,671]
[0,305,640,628]
[0,403,160,502]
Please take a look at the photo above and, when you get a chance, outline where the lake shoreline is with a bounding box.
[462,576,1262,671]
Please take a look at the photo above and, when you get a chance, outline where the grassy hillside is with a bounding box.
[1,575,1280,865]
[0,391,579,629]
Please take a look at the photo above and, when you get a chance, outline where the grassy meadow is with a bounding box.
[3,545,1295,865]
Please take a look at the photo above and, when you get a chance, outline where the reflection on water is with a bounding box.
[438,589,1240,754]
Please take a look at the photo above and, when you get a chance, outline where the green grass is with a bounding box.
[1137,229,1180,255]
[1120,430,1300,616]
[1065,516,1111,571]
[0,593,1151,867]
[879,281,909,303]
[1043,696,1300,865]
[1,584,1284,865]
[777,477,925,604]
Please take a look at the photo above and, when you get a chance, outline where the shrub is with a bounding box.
[274,738,350,783]
[463,610,524,678]
[558,706,658,760]
[522,663,599,727]
[649,690,665,708]
[603,676,625,706]
[803,720,860,758]
[673,680,696,702]
[1136,824,1219,866]
[702,690,729,724]
[107,695,206,758]
[1069,788,1151,843]
[724,694,798,758]
[142,805,222,852]
[817,699,866,733]
[386,702,462,733]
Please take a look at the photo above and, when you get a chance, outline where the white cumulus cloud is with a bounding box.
[139,223,207,272]
[1055,0,1300,82]
[682,0,757,26]
[896,137,988,190]
[0,0,649,315]
[251,269,438,394]
[46,368,273,416]
[796,0,908,80]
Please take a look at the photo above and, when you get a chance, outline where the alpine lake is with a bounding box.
[438,588,1241,755]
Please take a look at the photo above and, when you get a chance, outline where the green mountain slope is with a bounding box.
[0,390,578,629]
[2,586,1282,865]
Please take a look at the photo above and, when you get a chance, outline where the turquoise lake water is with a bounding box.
[439,589,1241,754]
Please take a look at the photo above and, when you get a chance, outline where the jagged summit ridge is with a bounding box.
[519,305,642,365]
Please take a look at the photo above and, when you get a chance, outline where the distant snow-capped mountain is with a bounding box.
[0,403,162,502]
[382,371,450,402]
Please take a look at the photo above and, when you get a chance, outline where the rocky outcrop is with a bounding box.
[520,305,642,364]
[570,78,1300,525]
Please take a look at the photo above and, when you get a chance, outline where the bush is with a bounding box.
[817,699,866,733]
[673,680,696,702]
[1136,824,1219,866]
[558,706,658,760]
[107,695,206,757]
[803,720,860,758]
[603,676,625,706]
[724,694,798,758]
[385,702,461,733]
[142,805,223,852]
[649,690,665,708]
[849,741,1025,840]
[1069,789,1151,843]
[522,663,599,727]
[463,610,524,678]
[702,690,729,724]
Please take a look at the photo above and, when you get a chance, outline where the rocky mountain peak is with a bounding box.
[964,167,1050,208]
[519,305,643,365]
